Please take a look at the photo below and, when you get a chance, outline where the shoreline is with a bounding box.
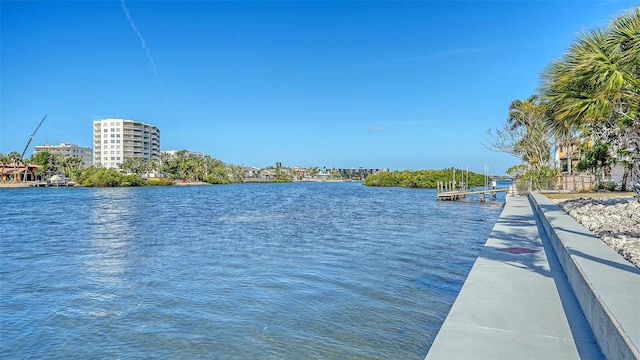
[427,193,640,359]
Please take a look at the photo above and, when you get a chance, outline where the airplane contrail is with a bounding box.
[120,0,167,100]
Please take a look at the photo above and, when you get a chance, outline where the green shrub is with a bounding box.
[603,180,616,191]
[122,174,145,186]
[76,166,143,187]
[364,168,486,188]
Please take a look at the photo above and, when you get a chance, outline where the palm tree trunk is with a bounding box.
[567,142,573,174]
[632,123,640,200]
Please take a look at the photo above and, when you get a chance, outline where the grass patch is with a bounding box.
[543,191,634,200]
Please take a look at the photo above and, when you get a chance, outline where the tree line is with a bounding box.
[1,148,388,187]
[1,150,83,181]
[485,8,639,196]
[0,149,244,187]
[364,168,487,188]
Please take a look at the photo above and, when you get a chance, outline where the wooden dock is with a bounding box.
[31,181,76,187]
[437,187,510,201]
[434,169,511,201]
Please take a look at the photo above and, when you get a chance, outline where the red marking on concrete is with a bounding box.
[497,247,541,254]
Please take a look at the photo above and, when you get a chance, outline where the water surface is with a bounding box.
[1,182,505,359]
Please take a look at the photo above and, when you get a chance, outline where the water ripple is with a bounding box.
[0,182,505,359]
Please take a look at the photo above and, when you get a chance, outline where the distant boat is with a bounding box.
[47,174,69,186]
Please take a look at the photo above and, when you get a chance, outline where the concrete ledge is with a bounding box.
[426,196,601,359]
[529,192,640,360]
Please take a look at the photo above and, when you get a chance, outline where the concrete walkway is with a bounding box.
[426,196,603,359]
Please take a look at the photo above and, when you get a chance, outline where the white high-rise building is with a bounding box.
[34,143,93,168]
[93,119,160,169]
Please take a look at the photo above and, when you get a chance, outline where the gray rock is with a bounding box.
[553,196,640,268]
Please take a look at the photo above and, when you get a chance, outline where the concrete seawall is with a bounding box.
[529,192,640,360]
[426,193,640,359]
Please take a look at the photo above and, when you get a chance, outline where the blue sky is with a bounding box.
[1,0,637,174]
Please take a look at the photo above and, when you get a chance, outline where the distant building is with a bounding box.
[162,150,204,158]
[0,163,39,182]
[34,143,93,168]
[242,166,276,182]
[554,141,631,190]
[93,119,160,169]
[334,168,388,180]
[554,143,581,173]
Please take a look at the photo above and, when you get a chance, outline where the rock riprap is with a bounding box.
[553,196,640,268]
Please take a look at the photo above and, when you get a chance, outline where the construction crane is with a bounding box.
[18,115,47,181]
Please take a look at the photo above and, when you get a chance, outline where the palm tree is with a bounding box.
[0,153,10,182]
[59,156,82,179]
[610,7,640,197]
[7,151,21,182]
[508,97,553,170]
[541,7,639,197]
[508,95,545,130]
[550,118,580,174]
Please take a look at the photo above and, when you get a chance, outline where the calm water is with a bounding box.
[1,182,505,359]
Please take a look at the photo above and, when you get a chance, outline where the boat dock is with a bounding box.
[31,181,76,187]
[437,187,510,201]
[433,167,511,201]
[0,181,76,188]
[436,180,511,201]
